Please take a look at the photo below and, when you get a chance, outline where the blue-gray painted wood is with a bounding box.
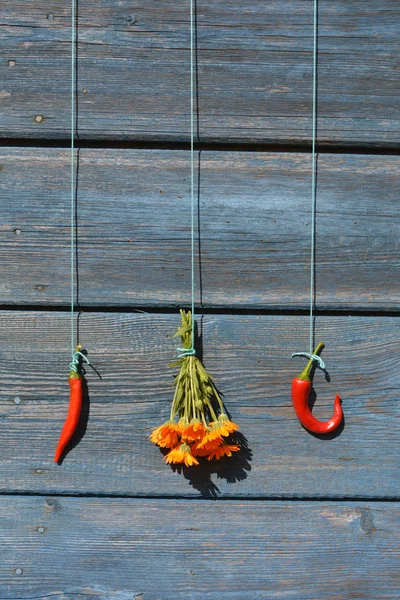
[1,311,399,498]
[1,148,399,309]
[1,1,399,144]
[1,496,399,599]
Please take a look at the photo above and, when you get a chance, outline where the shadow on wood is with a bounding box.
[165,432,253,499]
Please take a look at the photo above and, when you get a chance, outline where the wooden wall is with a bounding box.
[1,2,399,598]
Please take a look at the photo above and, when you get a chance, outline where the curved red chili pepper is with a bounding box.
[291,342,343,434]
[54,345,84,463]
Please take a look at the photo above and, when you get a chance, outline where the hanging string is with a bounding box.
[177,0,196,358]
[292,0,320,368]
[189,0,195,351]
[309,0,317,355]
[70,0,76,358]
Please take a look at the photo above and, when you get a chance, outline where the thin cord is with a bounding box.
[70,0,76,356]
[292,351,325,371]
[176,0,196,358]
[190,0,195,351]
[309,0,317,354]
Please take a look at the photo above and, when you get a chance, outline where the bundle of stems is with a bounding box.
[150,310,240,467]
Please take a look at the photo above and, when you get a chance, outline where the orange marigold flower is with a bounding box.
[197,417,238,447]
[195,429,221,447]
[181,419,207,441]
[165,443,199,467]
[150,420,181,448]
[177,417,186,432]
[218,413,240,434]
[191,437,222,457]
[207,444,240,461]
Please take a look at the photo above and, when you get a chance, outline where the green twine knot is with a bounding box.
[69,350,90,373]
[176,347,196,359]
[292,352,326,371]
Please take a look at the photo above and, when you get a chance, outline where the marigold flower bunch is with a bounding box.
[150,310,240,467]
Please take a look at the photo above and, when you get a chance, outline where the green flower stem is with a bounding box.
[170,380,180,420]
[190,357,196,423]
[169,309,224,428]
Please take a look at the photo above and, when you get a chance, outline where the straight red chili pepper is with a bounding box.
[291,342,343,434]
[54,345,84,463]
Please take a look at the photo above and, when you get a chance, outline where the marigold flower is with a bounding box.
[165,443,199,467]
[217,413,240,433]
[181,419,207,441]
[195,428,221,447]
[177,417,186,432]
[196,417,238,447]
[191,436,222,457]
[150,420,181,448]
[207,444,240,461]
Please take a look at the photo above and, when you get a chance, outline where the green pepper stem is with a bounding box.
[69,343,83,378]
[298,342,325,381]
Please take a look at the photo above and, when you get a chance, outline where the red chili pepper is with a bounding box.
[54,345,84,463]
[291,342,343,434]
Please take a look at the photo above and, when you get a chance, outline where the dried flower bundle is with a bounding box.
[150,310,240,466]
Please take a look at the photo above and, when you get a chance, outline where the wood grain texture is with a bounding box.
[1,148,399,309]
[1,496,399,599]
[1,1,399,144]
[1,311,399,498]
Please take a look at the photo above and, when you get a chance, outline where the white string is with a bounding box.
[70,0,76,356]
[189,0,195,351]
[176,0,196,359]
[309,0,317,354]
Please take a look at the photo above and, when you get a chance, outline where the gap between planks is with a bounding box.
[0,491,399,502]
[1,305,400,317]
[1,138,400,155]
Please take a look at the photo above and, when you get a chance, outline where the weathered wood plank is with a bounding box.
[1,311,399,498]
[1,496,399,599]
[1,1,399,144]
[1,148,399,309]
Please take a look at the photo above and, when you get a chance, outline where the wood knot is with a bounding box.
[360,509,375,534]
[125,14,139,25]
